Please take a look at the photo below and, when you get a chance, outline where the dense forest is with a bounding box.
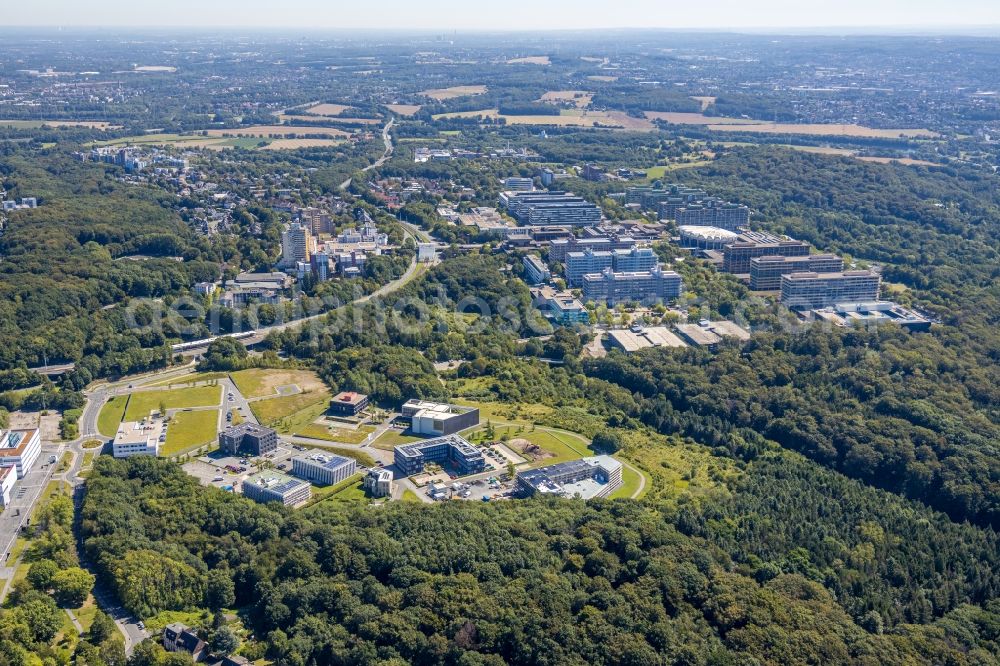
[81,457,1000,665]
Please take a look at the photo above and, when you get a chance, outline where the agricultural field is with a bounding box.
[204,125,350,139]
[433,108,656,130]
[385,104,422,116]
[163,409,219,457]
[539,90,594,108]
[263,138,345,150]
[122,385,221,421]
[0,119,119,129]
[302,103,354,116]
[647,111,939,138]
[230,368,328,399]
[421,85,488,100]
[508,55,551,65]
[587,75,618,82]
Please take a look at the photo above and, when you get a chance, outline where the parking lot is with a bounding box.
[182,442,303,492]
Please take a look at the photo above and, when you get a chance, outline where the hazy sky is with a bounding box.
[5,0,1000,31]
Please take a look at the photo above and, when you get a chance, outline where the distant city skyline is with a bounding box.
[5,0,1000,32]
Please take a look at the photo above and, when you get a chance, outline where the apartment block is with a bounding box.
[750,254,845,291]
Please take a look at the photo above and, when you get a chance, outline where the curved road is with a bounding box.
[339,118,395,190]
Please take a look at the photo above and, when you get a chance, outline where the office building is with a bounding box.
[242,471,311,507]
[678,225,740,250]
[112,420,163,459]
[0,465,17,506]
[626,185,707,212]
[582,164,607,182]
[812,302,932,332]
[722,234,811,275]
[336,250,367,277]
[522,254,551,285]
[676,321,751,349]
[531,286,591,326]
[394,434,486,477]
[219,424,278,457]
[565,249,613,287]
[291,451,357,486]
[780,270,882,309]
[330,391,369,417]
[515,456,623,499]
[612,246,658,272]
[499,191,602,227]
[750,254,844,291]
[504,177,534,191]
[281,223,314,267]
[549,235,637,262]
[607,326,687,353]
[675,200,750,231]
[582,266,683,306]
[0,429,39,479]
[402,400,480,436]
[364,468,393,498]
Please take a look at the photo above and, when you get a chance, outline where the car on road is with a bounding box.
[137,621,144,630]
[213,476,224,482]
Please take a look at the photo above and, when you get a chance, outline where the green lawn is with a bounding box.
[252,394,330,432]
[295,423,375,445]
[371,429,425,451]
[466,426,593,466]
[302,473,367,509]
[610,464,645,499]
[82,439,103,449]
[402,489,422,503]
[97,395,129,437]
[123,385,221,421]
[146,371,229,388]
[231,368,328,399]
[163,410,219,457]
[73,597,99,632]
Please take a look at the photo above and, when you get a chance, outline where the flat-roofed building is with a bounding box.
[0,429,40,478]
[722,235,810,275]
[291,451,357,486]
[607,326,687,353]
[504,177,534,191]
[780,270,882,309]
[0,465,17,506]
[364,468,393,497]
[675,324,724,348]
[515,456,623,499]
[750,254,844,291]
[812,301,932,332]
[531,286,590,325]
[499,191,602,227]
[219,423,278,457]
[612,246,658,273]
[675,201,750,231]
[522,254,551,285]
[582,266,683,306]
[394,434,486,477]
[566,249,613,287]
[402,400,480,436]
[330,391,369,417]
[549,235,637,262]
[112,421,163,460]
[242,471,311,507]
